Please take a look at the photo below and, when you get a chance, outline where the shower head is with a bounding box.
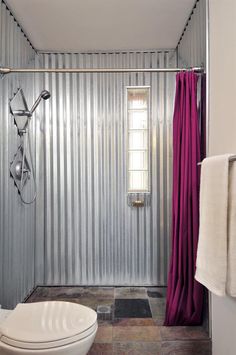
[30,90,51,115]
[41,90,51,100]
[10,88,51,135]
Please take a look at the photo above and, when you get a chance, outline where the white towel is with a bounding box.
[195,154,236,296]
[227,161,236,296]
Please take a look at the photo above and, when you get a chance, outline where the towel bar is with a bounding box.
[198,155,236,165]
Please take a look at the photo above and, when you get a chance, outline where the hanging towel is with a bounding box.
[195,154,236,296]
[227,160,236,296]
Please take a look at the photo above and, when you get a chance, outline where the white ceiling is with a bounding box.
[5,0,196,52]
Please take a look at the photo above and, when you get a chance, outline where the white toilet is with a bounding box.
[0,301,97,355]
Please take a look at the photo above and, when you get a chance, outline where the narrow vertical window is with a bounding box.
[127,87,150,193]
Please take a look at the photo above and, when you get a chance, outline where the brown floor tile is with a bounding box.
[28,286,84,299]
[147,287,167,299]
[149,298,166,308]
[94,326,113,343]
[115,287,147,299]
[113,341,161,355]
[27,286,114,302]
[113,318,156,326]
[154,317,165,326]
[113,326,161,342]
[78,287,114,299]
[160,326,209,341]
[88,343,113,355]
[98,318,114,326]
[77,297,114,310]
[161,340,212,355]
[26,297,49,303]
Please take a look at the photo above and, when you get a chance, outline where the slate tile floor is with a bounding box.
[26,286,211,355]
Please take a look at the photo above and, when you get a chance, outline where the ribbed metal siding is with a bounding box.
[35,51,176,286]
[0,1,36,308]
[177,0,206,67]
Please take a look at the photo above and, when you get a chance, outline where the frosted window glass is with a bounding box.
[129,151,148,170]
[128,131,148,150]
[128,110,148,129]
[128,171,148,192]
[128,90,148,109]
[127,87,150,193]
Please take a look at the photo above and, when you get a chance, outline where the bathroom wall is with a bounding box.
[208,0,236,354]
[0,1,36,308]
[178,1,236,353]
[34,50,176,286]
[177,0,207,68]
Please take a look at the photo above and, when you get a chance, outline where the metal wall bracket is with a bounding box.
[10,145,31,194]
[9,88,30,133]
[127,193,151,207]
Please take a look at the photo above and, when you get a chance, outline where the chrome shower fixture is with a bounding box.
[9,88,51,204]
[30,90,51,116]
[10,145,31,193]
[10,88,50,134]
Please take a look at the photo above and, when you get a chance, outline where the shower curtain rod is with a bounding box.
[0,66,203,75]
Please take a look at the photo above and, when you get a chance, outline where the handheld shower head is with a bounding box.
[41,90,50,100]
[30,90,51,115]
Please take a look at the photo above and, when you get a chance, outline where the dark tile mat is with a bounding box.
[115,298,152,318]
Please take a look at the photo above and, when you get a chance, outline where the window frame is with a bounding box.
[125,85,151,194]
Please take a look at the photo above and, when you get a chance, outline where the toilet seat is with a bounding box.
[0,301,97,350]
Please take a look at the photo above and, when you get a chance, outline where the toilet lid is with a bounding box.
[0,301,97,350]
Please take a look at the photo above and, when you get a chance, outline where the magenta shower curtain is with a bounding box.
[164,71,204,326]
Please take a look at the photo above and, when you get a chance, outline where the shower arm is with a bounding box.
[0,66,204,75]
[29,95,44,115]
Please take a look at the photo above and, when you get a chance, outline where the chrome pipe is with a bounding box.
[0,67,204,75]
[198,155,236,165]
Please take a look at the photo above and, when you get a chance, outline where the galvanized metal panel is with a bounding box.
[177,0,206,67]
[35,50,176,286]
[177,0,207,159]
[0,0,205,305]
[0,1,36,308]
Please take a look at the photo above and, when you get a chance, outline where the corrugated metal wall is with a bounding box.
[35,51,176,286]
[0,1,36,308]
[177,0,207,154]
[177,0,207,67]
[0,0,207,305]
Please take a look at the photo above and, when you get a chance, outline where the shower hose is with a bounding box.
[19,126,36,204]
